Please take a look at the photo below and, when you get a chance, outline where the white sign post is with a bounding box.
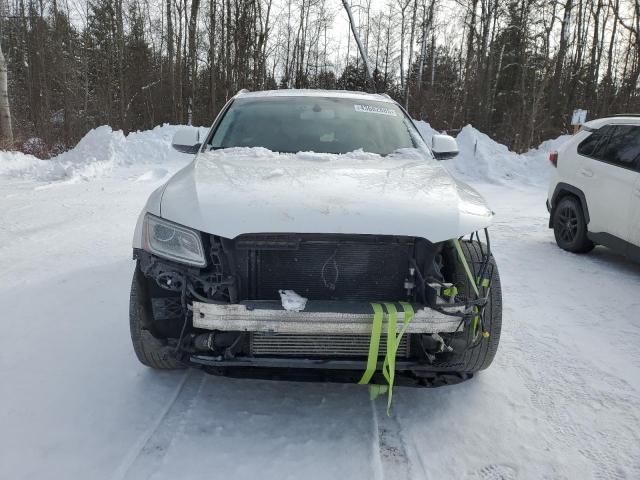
[571,109,588,133]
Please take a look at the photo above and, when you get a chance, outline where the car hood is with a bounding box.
[159,147,493,242]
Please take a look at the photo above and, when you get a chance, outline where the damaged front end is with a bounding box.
[134,230,496,387]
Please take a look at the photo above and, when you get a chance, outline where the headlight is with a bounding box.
[143,214,206,267]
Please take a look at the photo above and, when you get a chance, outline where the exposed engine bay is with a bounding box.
[135,231,494,385]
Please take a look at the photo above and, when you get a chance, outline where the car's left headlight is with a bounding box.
[143,214,206,267]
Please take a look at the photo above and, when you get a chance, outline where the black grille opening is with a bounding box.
[234,234,415,302]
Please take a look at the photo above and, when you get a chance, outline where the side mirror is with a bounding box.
[172,128,201,154]
[432,134,459,160]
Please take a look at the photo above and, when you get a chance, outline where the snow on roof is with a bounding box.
[235,89,395,103]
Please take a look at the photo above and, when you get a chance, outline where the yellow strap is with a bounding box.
[452,239,479,297]
[363,303,415,412]
[397,302,415,343]
[369,384,388,400]
[358,303,384,385]
[453,239,486,338]
[378,302,415,413]
[381,303,398,411]
[443,285,458,298]
[472,305,480,339]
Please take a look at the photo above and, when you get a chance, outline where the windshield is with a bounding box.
[208,96,427,155]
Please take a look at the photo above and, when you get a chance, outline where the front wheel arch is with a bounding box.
[129,264,185,370]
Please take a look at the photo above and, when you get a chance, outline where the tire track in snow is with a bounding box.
[371,399,428,480]
[370,399,385,480]
[110,369,205,480]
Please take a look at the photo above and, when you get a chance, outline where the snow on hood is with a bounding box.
[159,147,493,242]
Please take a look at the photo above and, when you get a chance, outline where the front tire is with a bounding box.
[552,196,594,253]
[129,266,185,370]
[452,240,502,373]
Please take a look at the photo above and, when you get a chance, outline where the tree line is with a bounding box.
[1,0,640,156]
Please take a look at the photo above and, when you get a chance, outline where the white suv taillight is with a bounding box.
[549,150,558,167]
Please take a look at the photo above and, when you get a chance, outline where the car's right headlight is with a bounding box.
[143,214,206,267]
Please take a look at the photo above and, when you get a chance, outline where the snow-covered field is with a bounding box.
[1,125,639,480]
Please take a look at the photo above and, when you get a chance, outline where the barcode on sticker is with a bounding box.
[354,104,397,116]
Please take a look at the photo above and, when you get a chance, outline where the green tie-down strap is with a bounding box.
[359,302,415,413]
[442,285,458,298]
[452,238,490,339]
[452,239,480,298]
[358,303,384,385]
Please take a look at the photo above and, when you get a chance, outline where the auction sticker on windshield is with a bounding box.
[354,104,397,116]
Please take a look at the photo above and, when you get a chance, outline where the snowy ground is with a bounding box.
[1,126,640,480]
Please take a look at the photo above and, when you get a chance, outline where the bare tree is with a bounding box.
[342,0,372,81]
[404,0,418,108]
[1,0,639,156]
[167,0,176,121]
[0,42,13,146]
[187,0,201,125]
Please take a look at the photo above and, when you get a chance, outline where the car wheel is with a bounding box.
[129,265,185,370]
[552,196,594,253]
[452,240,502,373]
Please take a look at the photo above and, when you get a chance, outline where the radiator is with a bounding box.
[251,332,410,358]
[234,234,415,302]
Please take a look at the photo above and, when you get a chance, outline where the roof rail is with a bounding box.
[611,113,640,117]
[236,89,250,96]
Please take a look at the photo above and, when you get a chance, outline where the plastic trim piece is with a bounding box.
[587,232,640,262]
[191,355,443,372]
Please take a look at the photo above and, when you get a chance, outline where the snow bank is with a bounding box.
[415,120,571,185]
[450,125,571,185]
[0,150,60,180]
[414,120,439,146]
[0,124,208,182]
[1,120,570,186]
[523,134,573,161]
[451,126,538,184]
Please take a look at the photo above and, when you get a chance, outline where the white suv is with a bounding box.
[547,116,640,260]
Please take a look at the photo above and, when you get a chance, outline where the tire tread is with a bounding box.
[453,240,502,373]
[129,267,184,370]
[553,196,595,254]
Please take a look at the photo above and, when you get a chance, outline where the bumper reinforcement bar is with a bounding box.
[192,300,463,335]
